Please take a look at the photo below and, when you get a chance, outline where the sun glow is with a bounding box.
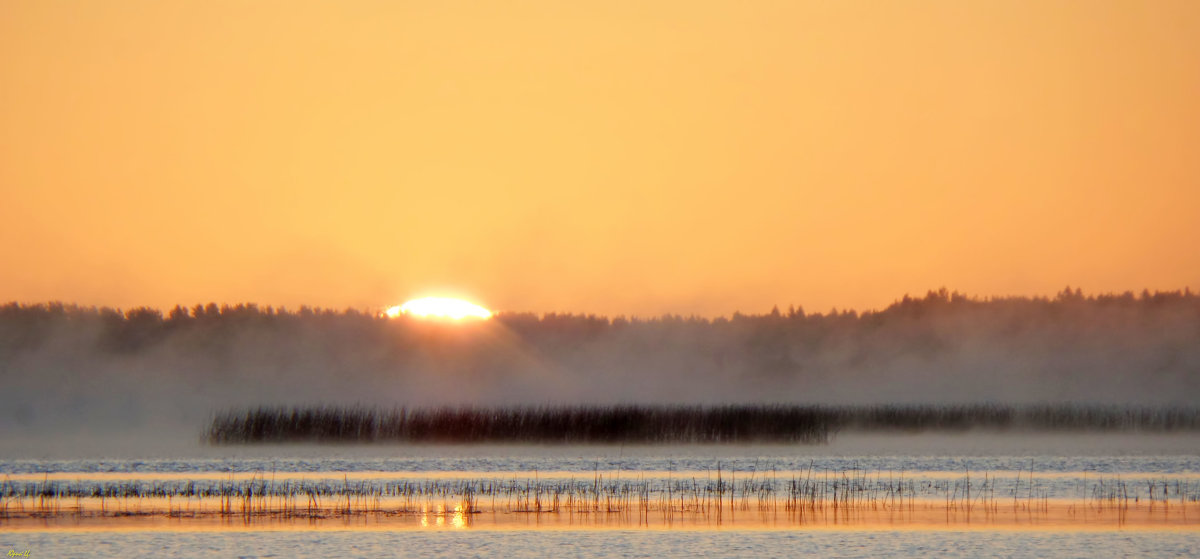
[385,297,492,320]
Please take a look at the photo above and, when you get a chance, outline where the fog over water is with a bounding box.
[2,289,1197,452]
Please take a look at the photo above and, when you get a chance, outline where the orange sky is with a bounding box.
[2,1,1198,317]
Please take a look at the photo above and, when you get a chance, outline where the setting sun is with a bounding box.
[385,297,493,320]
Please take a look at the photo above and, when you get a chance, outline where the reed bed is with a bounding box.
[204,404,1200,445]
[3,470,1197,526]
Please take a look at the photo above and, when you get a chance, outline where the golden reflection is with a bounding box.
[3,470,1196,533]
[1,496,1196,533]
[414,503,466,529]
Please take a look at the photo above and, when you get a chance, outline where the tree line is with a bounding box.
[3,286,1196,355]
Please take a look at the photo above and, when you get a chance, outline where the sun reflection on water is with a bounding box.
[417,503,466,529]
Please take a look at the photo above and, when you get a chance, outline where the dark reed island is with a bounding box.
[204,404,1200,445]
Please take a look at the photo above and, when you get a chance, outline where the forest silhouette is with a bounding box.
[2,288,1197,442]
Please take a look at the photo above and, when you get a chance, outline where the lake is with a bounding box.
[2,433,1197,557]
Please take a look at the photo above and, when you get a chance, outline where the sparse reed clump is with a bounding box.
[4,469,1197,526]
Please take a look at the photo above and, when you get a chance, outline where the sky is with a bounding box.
[2,0,1198,317]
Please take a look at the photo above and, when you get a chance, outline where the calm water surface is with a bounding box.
[4,530,1198,558]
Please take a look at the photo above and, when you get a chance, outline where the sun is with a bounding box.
[384,297,493,320]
